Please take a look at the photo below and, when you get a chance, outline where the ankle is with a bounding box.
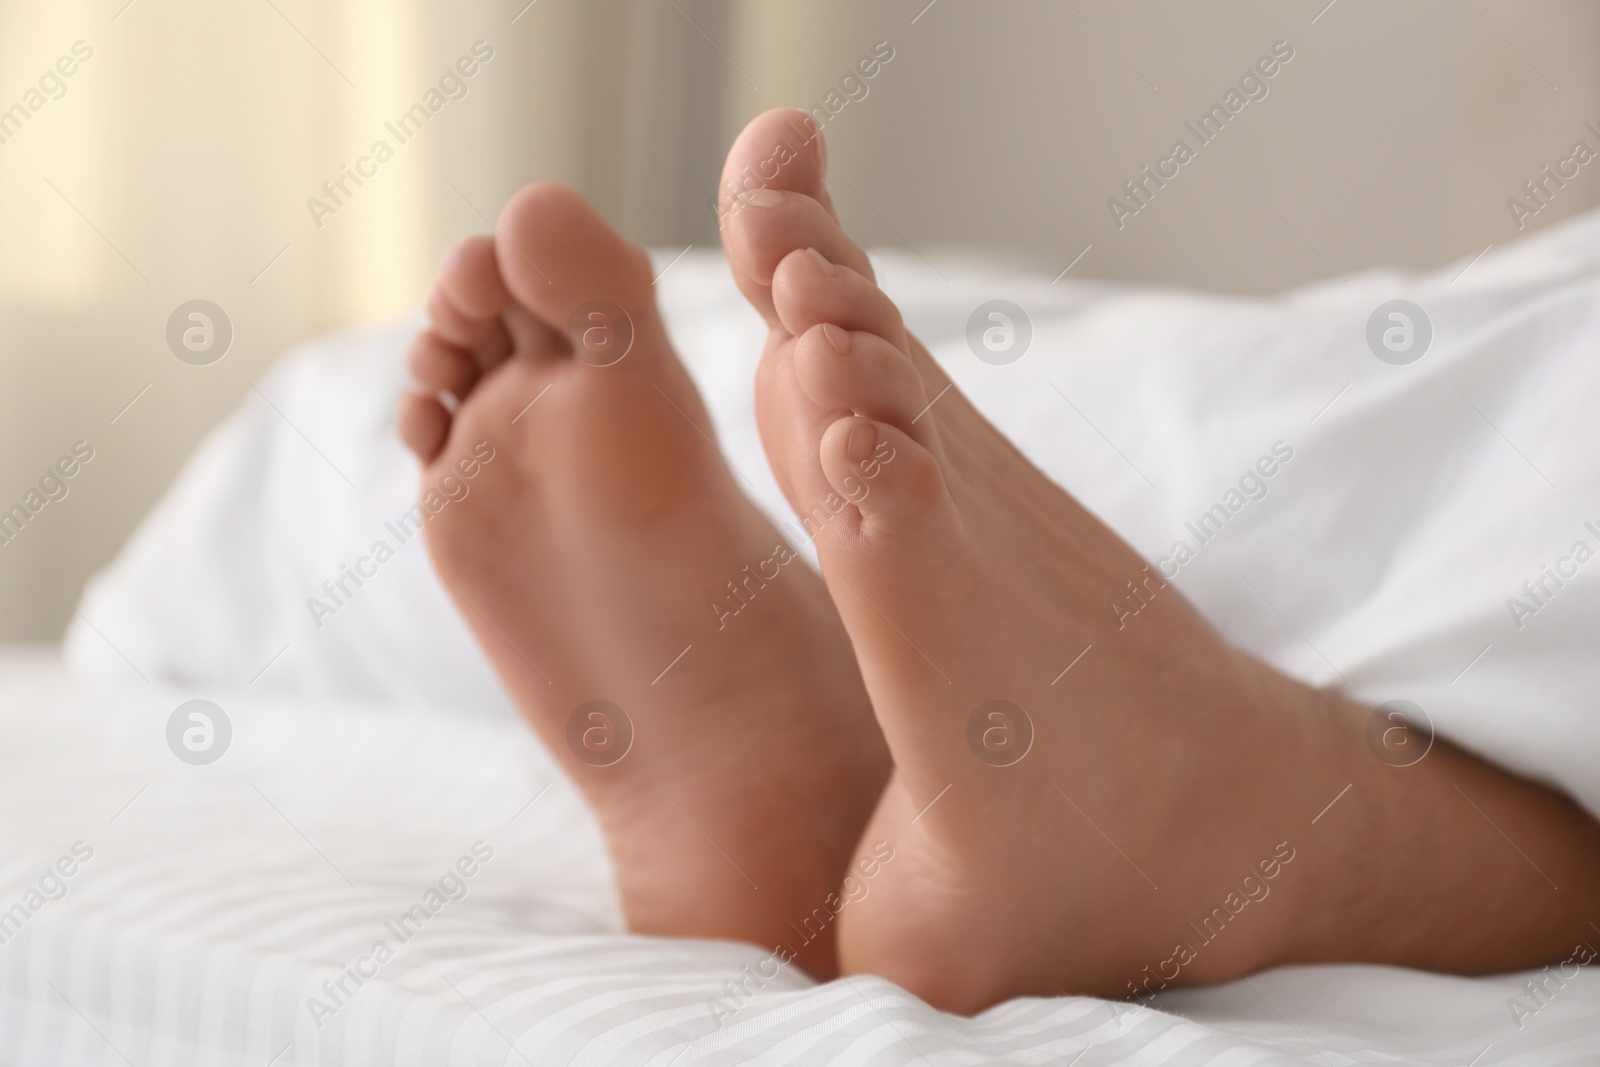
[1193,652,1363,975]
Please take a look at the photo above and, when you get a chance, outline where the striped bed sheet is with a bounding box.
[0,648,1593,1066]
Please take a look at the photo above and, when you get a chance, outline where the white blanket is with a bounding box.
[3,647,1594,1065]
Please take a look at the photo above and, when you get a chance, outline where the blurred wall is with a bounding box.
[1,0,1597,639]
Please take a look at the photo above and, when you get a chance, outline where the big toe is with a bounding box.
[718,107,834,218]
[495,183,666,373]
[718,108,875,323]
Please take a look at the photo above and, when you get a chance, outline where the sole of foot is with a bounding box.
[399,182,889,976]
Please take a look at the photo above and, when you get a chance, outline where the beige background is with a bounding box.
[1,0,1597,640]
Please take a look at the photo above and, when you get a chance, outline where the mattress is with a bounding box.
[1,646,1595,1065]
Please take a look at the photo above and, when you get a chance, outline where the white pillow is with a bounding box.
[68,229,1600,822]
[63,316,519,719]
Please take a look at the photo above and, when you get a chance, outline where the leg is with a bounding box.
[399,185,890,977]
[718,107,1600,1013]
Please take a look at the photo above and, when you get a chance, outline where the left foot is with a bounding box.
[718,108,1600,1013]
[398,184,890,977]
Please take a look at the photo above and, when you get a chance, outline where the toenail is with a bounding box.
[822,323,853,355]
[847,419,878,463]
[804,247,834,276]
[737,188,785,208]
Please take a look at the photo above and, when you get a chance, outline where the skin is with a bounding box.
[396,184,890,978]
[399,107,1600,1016]
[715,107,1600,1014]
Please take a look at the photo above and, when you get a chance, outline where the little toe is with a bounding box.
[819,417,950,532]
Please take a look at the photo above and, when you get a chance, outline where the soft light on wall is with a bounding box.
[1,0,1596,641]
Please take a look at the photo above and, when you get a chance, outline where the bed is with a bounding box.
[7,216,1600,1064]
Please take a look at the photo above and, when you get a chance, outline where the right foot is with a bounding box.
[397,184,889,976]
[719,110,1333,1010]
[720,108,1600,1014]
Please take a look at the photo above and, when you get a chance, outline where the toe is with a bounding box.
[502,304,568,363]
[772,250,907,347]
[438,235,509,319]
[427,236,514,370]
[397,390,452,462]
[793,324,934,442]
[718,107,835,219]
[719,107,874,324]
[494,183,671,375]
[725,188,874,292]
[407,330,479,401]
[819,417,950,533]
[755,333,839,511]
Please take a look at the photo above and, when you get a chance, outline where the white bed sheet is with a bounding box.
[3,647,1594,1066]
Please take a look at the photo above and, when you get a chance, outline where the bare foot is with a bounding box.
[397,184,889,976]
[718,109,1600,1012]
